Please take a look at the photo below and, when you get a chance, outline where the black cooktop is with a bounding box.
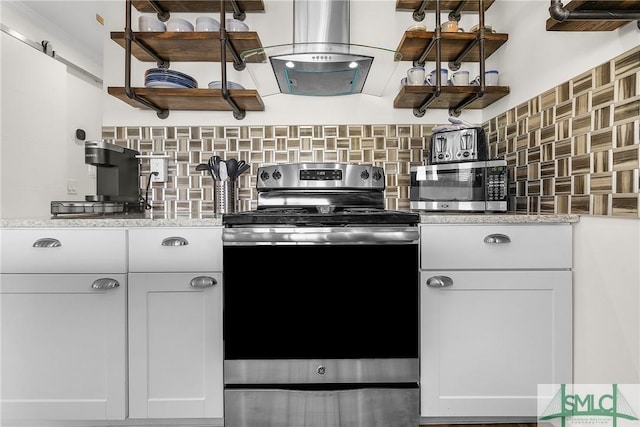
[223,208,420,227]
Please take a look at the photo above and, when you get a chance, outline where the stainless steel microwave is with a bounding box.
[410,159,508,212]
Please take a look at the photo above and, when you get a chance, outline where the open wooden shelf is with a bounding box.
[396,30,508,63]
[132,0,264,13]
[546,0,640,31]
[393,85,509,110]
[108,87,265,112]
[111,31,265,63]
[396,0,495,13]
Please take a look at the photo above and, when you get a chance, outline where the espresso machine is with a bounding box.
[51,141,143,216]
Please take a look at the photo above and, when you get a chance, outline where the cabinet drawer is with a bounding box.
[128,227,222,272]
[420,224,572,269]
[0,228,127,273]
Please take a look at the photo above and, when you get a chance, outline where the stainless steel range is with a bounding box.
[222,163,419,427]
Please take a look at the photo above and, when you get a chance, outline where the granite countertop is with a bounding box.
[0,212,579,228]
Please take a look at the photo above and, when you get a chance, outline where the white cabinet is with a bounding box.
[127,227,223,419]
[0,229,127,421]
[419,223,573,419]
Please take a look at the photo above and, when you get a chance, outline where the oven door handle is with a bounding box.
[223,228,419,244]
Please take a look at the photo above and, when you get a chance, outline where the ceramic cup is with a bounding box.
[426,68,448,86]
[485,69,499,86]
[441,20,464,32]
[451,70,470,86]
[407,66,426,85]
[471,70,500,86]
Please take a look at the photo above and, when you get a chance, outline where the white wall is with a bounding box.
[0,1,103,219]
[0,33,68,218]
[573,217,640,384]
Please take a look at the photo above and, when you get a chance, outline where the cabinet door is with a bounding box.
[0,274,126,420]
[128,272,223,419]
[420,270,572,418]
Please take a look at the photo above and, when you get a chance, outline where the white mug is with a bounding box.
[485,69,499,86]
[451,70,470,86]
[407,66,426,85]
[425,68,448,86]
[471,70,500,86]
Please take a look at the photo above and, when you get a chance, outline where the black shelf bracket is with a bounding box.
[448,0,468,21]
[414,35,438,68]
[220,0,246,120]
[229,0,247,21]
[146,0,170,22]
[450,10,488,117]
[225,38,247,71]
[412,0,428,22]
[448,36,479,71]
[131,34,170,68]
[414,0,443,117]
[125,0,169,119]
[549,0,640,22]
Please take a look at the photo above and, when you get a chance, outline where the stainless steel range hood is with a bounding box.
[241,0,401,97]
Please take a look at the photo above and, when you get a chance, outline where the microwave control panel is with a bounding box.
[487,165,508,201]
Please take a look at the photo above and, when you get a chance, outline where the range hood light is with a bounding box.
[285,61,296,68]
[348,62,358,69]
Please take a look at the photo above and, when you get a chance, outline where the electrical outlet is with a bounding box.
[150,158,168,182]
[67,179,78,195]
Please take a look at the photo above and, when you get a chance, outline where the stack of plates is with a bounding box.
[208,80,245,89]
[145,68,198,88]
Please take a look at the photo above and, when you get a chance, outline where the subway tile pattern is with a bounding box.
[102,46,639,219]
[483,45,640,218]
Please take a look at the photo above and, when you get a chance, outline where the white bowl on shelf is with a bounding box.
[138,15,166,32]
[167,18,194,32]
[225,18,249,32]
[208,80,245,90]
[196,16,220,31]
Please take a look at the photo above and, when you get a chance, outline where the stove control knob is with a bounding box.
[316,365,326,375]
[260,171,270,181]
[272,170,282,180]
[372,170,382,181]
[360,170,370,180]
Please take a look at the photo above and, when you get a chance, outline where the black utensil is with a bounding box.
[226,159,238,181]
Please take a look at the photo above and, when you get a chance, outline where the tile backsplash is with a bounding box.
[101,124,433,217]
[484,45,640,218]
[102,46,639,219]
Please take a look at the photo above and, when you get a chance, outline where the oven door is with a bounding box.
[222,227,419,426]
[222,227,419,366]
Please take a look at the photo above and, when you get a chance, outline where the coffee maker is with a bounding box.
[51,141,143,216]
[84,140,140,203]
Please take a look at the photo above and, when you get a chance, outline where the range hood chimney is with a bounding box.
[271,0,372,96]
[241,0,401,97]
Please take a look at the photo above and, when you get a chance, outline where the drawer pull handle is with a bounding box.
[91,278,120,290]
[33,238,61,248]
[190,276,217,288]
[484,233,511,244]
[426,276,453,288]
[161,236,189,246]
